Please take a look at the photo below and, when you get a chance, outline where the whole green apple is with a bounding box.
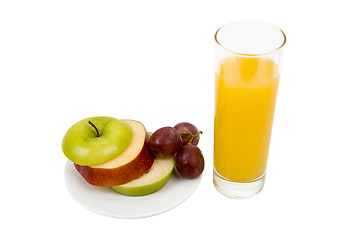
[62,116,132,166]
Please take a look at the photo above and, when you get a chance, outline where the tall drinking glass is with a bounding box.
[213,21,286,198]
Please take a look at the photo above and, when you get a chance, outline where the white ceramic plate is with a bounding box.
[64,160,202,218]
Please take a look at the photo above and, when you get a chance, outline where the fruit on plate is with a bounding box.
[111,155,175,196]
[74,120,155,186]
[62,116,133,166]
[174,122,200,145]
[149,127,182,158]
[175,131,204,179]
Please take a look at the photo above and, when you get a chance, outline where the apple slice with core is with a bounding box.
[62,116,133,166]
[111,156,175,196]
[74,120,155,187]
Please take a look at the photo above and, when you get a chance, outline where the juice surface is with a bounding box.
[214,56,279,182]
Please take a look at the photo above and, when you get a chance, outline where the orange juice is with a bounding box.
[214,56,279,182]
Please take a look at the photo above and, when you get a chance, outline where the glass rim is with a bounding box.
[214,20,287,57]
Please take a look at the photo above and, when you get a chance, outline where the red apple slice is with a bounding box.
[74,120,155,187]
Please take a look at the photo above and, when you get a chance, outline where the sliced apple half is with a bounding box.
[74,120,155,187]
[111,156,175,196]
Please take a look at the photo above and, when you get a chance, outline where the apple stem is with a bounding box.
[88,120,100,137]
[188,131,203,145]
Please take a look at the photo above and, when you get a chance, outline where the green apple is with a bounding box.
[62,116,132,166]
[111,155,175,196]
[73,120,154,186]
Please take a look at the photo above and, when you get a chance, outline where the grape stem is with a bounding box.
[179,132,192,138]
[188,131,203,145]
[88,120,100,137]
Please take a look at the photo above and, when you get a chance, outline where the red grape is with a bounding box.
[149,127,182,158]
[174,122,200,145]
[175,145,204,179]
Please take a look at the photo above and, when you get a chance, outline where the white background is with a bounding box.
[1,0,359,239]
